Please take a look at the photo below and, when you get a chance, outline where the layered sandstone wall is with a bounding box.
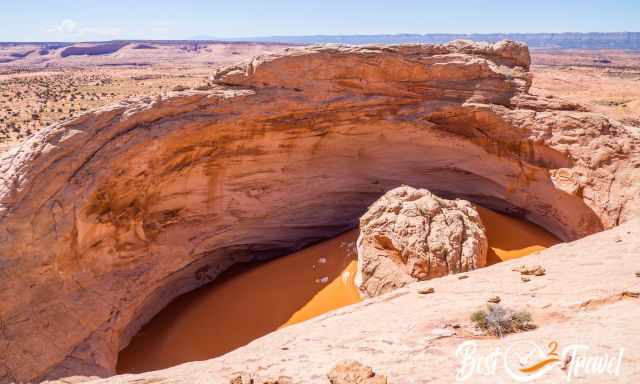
[0,40,638,383]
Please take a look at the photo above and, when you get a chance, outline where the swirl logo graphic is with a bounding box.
[503,340,561,382]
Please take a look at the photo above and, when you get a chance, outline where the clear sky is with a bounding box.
[1,0,638,42]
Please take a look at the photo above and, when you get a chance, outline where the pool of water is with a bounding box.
[116,206,560,374]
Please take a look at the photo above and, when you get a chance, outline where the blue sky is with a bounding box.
[1,0,638,42]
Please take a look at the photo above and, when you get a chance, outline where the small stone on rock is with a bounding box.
[263,377,293,384]
[488,296,501,304]
[430,328,456,338]
[513,265,546,276]
[230,373,253,384]
[328,360,387,384]
[418,287,435,294]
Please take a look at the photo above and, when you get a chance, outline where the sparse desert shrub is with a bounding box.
[471,305,535,337]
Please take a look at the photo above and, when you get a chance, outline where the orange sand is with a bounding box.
[117,207,560,373]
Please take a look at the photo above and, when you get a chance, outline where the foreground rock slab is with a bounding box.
[1,40,639,382]
[356,186,487,297]
[44,219,640,383]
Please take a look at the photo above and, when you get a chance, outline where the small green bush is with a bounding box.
[471,305,535,337]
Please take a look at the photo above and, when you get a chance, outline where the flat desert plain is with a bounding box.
[531,48,640,124]
[1,43,639,153]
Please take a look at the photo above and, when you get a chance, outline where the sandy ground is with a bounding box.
[531,49,640,124]
[0,67,209,144]
[0,42,292,149]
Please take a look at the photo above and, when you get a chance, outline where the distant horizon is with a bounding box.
[2,1,639,42]
[1,31,639,44]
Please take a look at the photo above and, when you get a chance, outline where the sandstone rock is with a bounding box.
[230,373,253,384]
[513,265,546,276]
[355,186,488,297]
[0,40,639,382]
[263,378,292,384]
[429,328,457,339]
[229,373,292,384]
[327,361,387,384]
[41,376,98,384]
[33,219,640,384]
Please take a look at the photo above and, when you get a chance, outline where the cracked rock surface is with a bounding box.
[356,186,487,297]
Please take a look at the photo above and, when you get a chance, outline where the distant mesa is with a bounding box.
[132,43,158,49]
[194,32,640,50]
[60,42,128,57]
[9,50,34,58]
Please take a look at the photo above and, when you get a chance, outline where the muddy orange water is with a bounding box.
[117,207,560,373]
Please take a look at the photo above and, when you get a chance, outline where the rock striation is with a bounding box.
[0,40,639,383]
[356,186,487,297]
